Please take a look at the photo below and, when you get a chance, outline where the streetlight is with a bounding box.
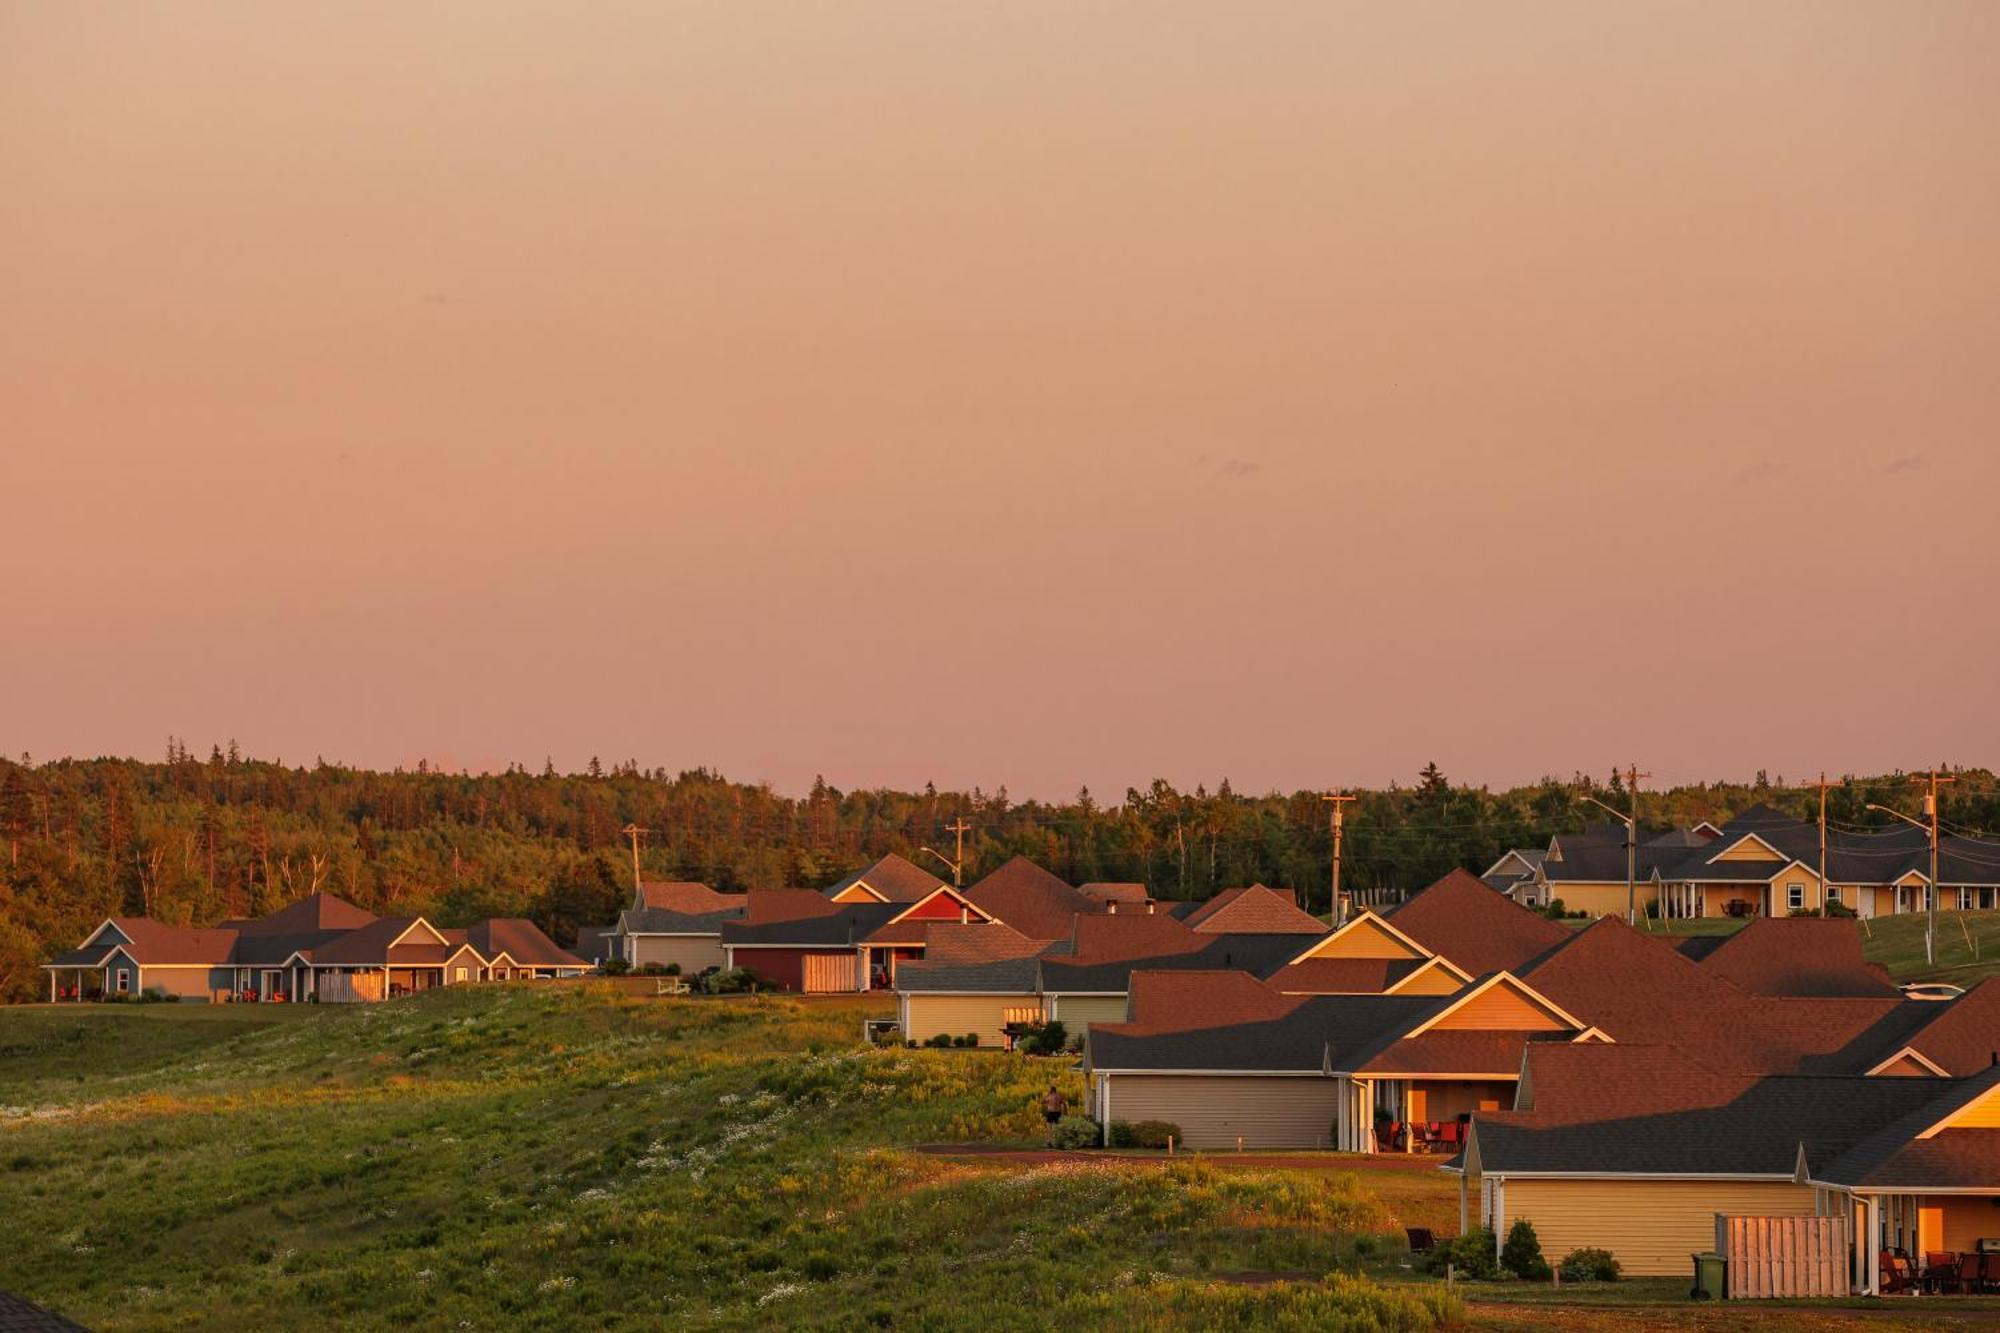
[1866,801,1939,966]
[1576,793,1638,926]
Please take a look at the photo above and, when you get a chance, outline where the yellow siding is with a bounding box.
[902,993,1032,1047]
[629,936,726,973]
[1431,983,1566,1032]
[1304,919,1426,961]
[1552,883,1661,918]
[1394,965,1465,997]
[1051,995,1130,1028]
[1942,1091,2000,1129]
[1412,1079,1511,1120]
[1501,1179,1815,1277]
[1104,1074,1342,1150]
[1714,835,1786,862]
[1936,1195,2000,1251]
[829,885,882,903]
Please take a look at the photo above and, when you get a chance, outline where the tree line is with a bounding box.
[0,744,1992,1001]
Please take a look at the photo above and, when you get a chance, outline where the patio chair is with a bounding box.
[1923,1252,1960,1293]
[1982,1252,2000,1294]
[1879,1252,1912,1294]
[1956,1253,1983,1295]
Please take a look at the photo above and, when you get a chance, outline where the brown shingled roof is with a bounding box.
[1267,957,1429,995]
[1123,970,1300,1030]
[1182,885,1325,935]
[1896,980,2000,1076]
[1385,869,1573,977]
[638,881,746,914]
[1697,917,1901,998]
[1064,913,1204,963]
[964,857,1102,940]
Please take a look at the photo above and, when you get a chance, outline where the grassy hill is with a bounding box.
[0,988,1458,1331]
[1578,910,2000,986]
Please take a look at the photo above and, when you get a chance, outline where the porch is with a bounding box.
[1836,1189,2000,1295]
[1333,1075,1512,1154]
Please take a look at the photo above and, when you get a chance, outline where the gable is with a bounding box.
[1712,833,1788,863]
[1297,913,1428,963]
[1386,959,1469,996]
[392,919,450,948]
[1937,1087,2000,1130]
[81,920,132,949]
[1412,974,1581,1035]
[1869,1051,1948,1079]
[830,883,887,903]
[890,887,988,925]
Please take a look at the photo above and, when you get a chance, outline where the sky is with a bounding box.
[3,2,1997,800]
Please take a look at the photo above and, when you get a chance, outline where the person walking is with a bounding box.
[1040,1084,1068,1146]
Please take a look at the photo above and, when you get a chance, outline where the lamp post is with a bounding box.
[1577,793,1638,926]
[1866,800,1939,967]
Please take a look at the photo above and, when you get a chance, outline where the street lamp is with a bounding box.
[1576,793,1638,926]
[1866,802,1939,966]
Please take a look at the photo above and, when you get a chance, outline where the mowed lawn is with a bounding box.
[0,989,1460,1331]
[1569,909,2000,985]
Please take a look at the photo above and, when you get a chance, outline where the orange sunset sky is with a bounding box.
[4,2,1997,799]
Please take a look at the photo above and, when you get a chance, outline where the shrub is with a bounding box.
[948,1035,968,1048]
[1500,1219,1550,1281]
[638,962,668,976]
[1543,899,1566,919]
[1128,1119,1181,1149]
[1557,1247,1620,1282]
[960,1032,979,1049]
[1107,1120,1135,1148]
[1047,1116,1100,1150]
[1421,1228,1498,1279]
[1016,1019,1067,1055]
[703,967,765,994]
[924,1033,953,1049]
[871,1026,902,1047]
[665,962,682,976]
[599,957,630,976]
[1825,899,1857,918]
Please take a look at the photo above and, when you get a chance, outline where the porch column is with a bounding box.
[1864,1196,1881,1295]
[49,971,56,1003]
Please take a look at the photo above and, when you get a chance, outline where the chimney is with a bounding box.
[1147,900,1155,915]
[1108,900,1118,915]
[959,905,968,925]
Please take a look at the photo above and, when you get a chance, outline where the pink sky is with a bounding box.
[4,2,1997,799]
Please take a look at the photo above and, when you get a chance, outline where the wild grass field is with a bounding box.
[0,988,1461,1331]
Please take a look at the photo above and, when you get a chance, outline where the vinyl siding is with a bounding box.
[629,935,726,973]
[1714,836,1786,862]
[902,994,1032,1047]
[1499,1178,1815,1277]
[1307,921,1425,961]
[1432,984,1566,1032]
[1395,966,1465,997]
[136,966,227,1000]
[1552,883,1661,918]
[1943,1092,2000,1129]
[1103,1075,1341,1150]
[1050,995,1130,1027]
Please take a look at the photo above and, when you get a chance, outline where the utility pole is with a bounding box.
[1578,764,1646,927]
[1807,774,1838,918]
[620,823,651,899]
[920,816,972,888]
[1323,792,1357,926]
[1866,767,1956,966]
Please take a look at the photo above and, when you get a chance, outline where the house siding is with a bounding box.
[628,935,726,973]
[1101,1074,1341,1149]
[1049,995,1130,1028]
[1395,967,1465,997]
[902,994,1032,1047]
[1432,985,1565,1032]
[1498,1178,1815,1277]
[727,947,833,991]
[1309,922,1423,960]
[136,966,227,1000]
[1549,883,1661,918]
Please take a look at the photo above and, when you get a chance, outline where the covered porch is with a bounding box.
[1842,1187,2000,1295]
[1333,1075,1513,1154]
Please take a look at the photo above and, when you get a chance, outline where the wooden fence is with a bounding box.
[1717,1213,1850,1298]
[319,972,385,1004]
[802,953,860,994]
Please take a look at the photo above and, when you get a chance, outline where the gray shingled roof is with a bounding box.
[1039,933,1317,993]
[721,901,899,946]
[894,956,1043,994]
[1813,1066,2000,1187]
[617,904,744,935]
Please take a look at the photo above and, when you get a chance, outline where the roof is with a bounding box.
[46,943,115,969]
[1182,885,1325,935]
[0,1290,87,1333]
[234,892,377,935]
[310,918,432,965]
[1890,980,2000,1076]
[893,951,1044,994]
[636,881,746,914]
[1469,1044,1952,1178]
[1697,917,1900,998]
[1385,870,1573,977]
[1039,932,1316,994]
[1087,988,1438,1074]
[1125,970,1297,1029]
[1062,913,1205,963]
[617,903,745,936]
[99,918,241,966]
[823,854,948,903]
[964,857,1102,940]
[1266,957,1429,994]
[466,919,586,967]
[722,899,900,946]
[1353,1029,1571,1078]
[1078,882,1151,906]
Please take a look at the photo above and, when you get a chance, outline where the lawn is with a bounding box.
[0,988,1458,1331]
[1562,908,2000,985]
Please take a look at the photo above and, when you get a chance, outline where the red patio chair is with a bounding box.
[1981,1252,2000,1294]
[1956,1253,1982,1295]
[1923,1252,1960,1293]
[1878,1252,1909,1294]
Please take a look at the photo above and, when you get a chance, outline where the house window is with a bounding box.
[1825,887,1841,905]
[454,966,468,983]
[115,970,131,994]
[1786,883,1804,911]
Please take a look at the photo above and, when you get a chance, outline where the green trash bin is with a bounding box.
[1691,1251,1726,1300]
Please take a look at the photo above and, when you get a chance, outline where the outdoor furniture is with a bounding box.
[1982,1253,2000,1294]
[655,977,691,996]
[1955,1253,1983,1295]
[1879,1252,1912,1294]
[1405,1227,1436,1254]
[1922,1252,1960,1293]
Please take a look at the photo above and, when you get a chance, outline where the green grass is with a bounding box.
[0,988,1460,1331]
[1857,909,2000,984]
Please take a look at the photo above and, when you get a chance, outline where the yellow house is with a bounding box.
[1264,911,1471,997]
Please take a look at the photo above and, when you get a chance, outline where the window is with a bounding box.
[1786,882,1805,911]
[115,969,131,994]
[1826,887,1841,905]
[454,966,468,983]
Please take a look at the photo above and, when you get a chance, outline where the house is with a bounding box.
[1382,870,1574,978]
[1450,1041,1958,1278]
[1860,979,2000,1077]
[602,881,748,974]
[1263,911,1471,997]
[892,921,1060,1047]
[720,884,993,992]
[1037,927,1322,1033]
[42,893,587,1002]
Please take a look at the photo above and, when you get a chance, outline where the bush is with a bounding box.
[1128,1119,1181,1149]
[638,962,668,976]
[1557,1247,1620,1282]
[1421,1228,1498,1279]
[1047,1116,1100,1150]
[1500,1219,1550,1281]
[961,1032,980,1048]
[1107,1120,1134,1148]
[925,1033,953,1049]
[1016,1019,1067,1055]
[599,957,630,976]
[702,967,765,994]
[665,962,682,976]
[871,1026,902,1047]
[1543,899,1566,919]
[1825,899,1857,918]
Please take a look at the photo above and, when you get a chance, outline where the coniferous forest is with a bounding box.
[0,743,1992,1002]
